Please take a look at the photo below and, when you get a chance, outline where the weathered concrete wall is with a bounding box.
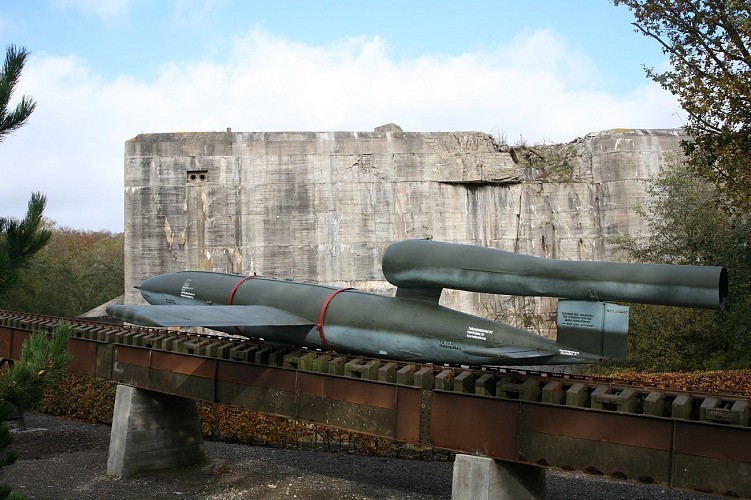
[123,125,686,335]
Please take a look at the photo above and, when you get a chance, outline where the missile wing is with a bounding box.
[106,304,315,334]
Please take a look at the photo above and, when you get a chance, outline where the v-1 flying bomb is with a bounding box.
[107,240,727,366]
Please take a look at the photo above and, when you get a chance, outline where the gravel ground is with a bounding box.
[4,412,718,500]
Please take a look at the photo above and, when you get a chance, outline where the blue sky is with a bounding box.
[0,1,681,231]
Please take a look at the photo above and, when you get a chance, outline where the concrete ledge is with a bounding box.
[452,454,545,500]
[107,385,205,476]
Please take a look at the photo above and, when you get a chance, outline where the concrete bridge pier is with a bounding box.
[452,454,545,500]
[107,385,206,477]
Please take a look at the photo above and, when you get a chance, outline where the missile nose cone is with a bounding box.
[142,273,179,289]
[140,275,161,292]
[138,273,181,302]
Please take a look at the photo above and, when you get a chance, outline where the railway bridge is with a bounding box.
[1,311,749,499]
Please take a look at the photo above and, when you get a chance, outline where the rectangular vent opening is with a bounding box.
[187,170,208,183]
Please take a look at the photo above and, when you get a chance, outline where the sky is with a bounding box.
[0,0,683,232]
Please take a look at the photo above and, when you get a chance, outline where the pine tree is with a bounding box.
[0,44,50,298]
[0,323,72,500]
[0,43,57,500]
[0,45,36,143]
[0,193,52,297]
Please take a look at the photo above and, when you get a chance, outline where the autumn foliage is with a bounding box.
[0,228,123,317]
[610,369,751,395]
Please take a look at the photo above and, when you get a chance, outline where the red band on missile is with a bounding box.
[229,275,258,335]
[228,275,257,305]
[317,287,353,351]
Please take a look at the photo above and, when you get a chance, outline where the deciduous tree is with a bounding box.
[616,156,751,369]
[613,0,751,211]
[611,1,751,370]
[0,228,124,317]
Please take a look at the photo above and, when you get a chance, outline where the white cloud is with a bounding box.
[0,28,682,232]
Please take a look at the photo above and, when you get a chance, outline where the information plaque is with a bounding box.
[556,300,629,358]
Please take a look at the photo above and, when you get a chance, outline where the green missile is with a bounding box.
[107,240,727,366]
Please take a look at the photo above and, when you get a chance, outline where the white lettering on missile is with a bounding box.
[559,312,596,328]
[559,349,580,356]
[605,307,628,314]
[466,326,491,340]
[181,279,195,299]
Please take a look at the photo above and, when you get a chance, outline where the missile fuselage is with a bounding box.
[138,271,596,365]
